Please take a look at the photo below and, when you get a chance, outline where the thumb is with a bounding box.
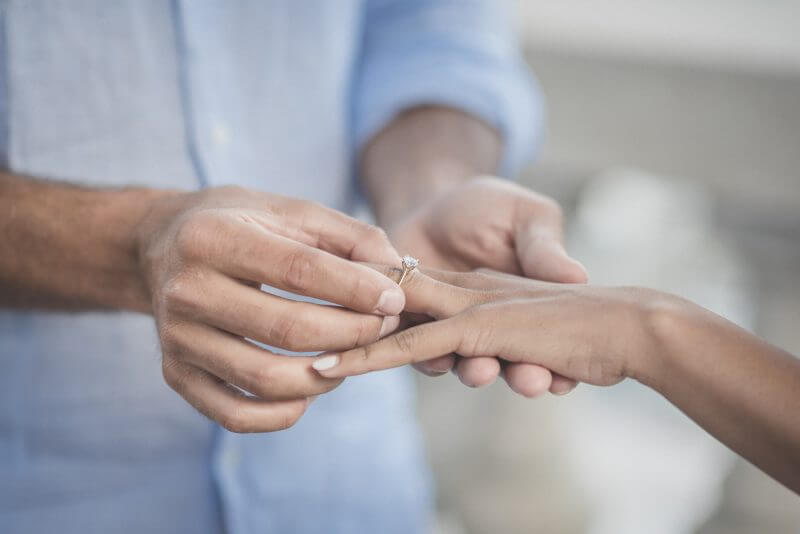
[515,220,587,283]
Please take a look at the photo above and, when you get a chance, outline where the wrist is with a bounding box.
[629,291,696,391]
[131,189,189,310]
[360,106,501,228]
[90,186,177,313]
[0,173,182,312]
[372,163,474,229]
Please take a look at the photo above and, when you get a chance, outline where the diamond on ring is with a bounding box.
[401,255,419,270]
[398,255,419,285]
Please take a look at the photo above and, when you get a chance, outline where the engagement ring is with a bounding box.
[397,255,419,286]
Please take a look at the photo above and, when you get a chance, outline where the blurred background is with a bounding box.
[420,1,800,533]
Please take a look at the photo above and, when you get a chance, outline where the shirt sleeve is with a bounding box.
[351,0,544,177]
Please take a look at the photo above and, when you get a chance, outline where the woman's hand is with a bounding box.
[311,267,663,390]
[311,266,800,495]
[136,186,405,432]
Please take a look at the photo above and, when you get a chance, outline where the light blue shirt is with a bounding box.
[0,1,541,533]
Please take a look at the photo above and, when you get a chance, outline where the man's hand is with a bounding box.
[390,176,586,393]
[390,176,587,282]
[360,107,586,396]
[135,186,405,432]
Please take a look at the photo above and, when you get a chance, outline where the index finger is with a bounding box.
[237,194,401,265]
[311,315,468,378]
[296,206,402,265]
[201,212,406,315]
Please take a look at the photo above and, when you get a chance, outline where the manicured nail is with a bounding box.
[374,288,404,316]
[312,355,340,371]
[379,315,400,338]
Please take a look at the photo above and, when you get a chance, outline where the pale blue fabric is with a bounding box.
[0,1,541,533]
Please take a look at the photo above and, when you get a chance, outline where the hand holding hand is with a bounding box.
[391,176,587,281]
[135,186,405,432]
[311,266,661,393]
[390,177,587,394]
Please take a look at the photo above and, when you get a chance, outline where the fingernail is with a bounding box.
[379,315,400,338]
[312,355,340,371]
[570,259,589,282]
[307,395,318,405]
[374,288,404,316]
[552,383,577,396]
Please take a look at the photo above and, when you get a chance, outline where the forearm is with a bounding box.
[0,172,171,312]
[359,105,502,227]
[638,296,800,492]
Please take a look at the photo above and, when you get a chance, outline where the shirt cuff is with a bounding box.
[352,39,545,177]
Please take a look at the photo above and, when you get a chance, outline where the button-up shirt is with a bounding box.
[0,1,541,533]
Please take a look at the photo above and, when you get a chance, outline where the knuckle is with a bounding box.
[213,353,242,387]
[350,220,394,261]
[380,264,401,281]
[348,346,370,362]
[457,309,493,355]
[281,250,318,293]
[477,288,505,305]
[159,272,200,315]
[363,224,390,246]
[350,316,376,349]
[421,281,485,319]
[335,269,368,311]
[268,312,303,351]
[472,229,504,258]
[174,214,212,260]
[162,358,190,395]
[391,328,422,355]
[539,195,563,220]
[247,364,275,395]
[217,404,264,434]
[176,211,232,262]
[274,406,304,431]
[158,321,185,355]
[466,270,498,287]
[219,404,253,434]
[346,271,368,308]
[290,199,324,219]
